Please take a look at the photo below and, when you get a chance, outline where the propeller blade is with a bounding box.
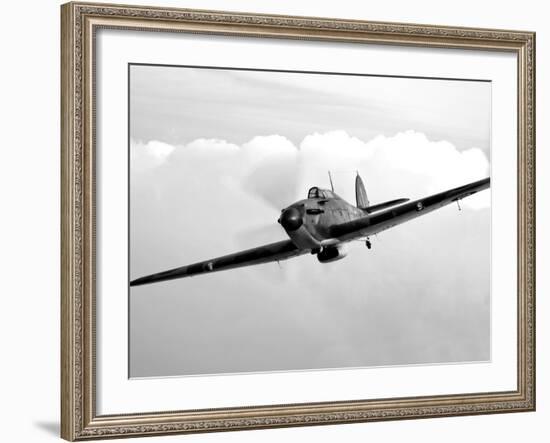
[234,223,287,249]
[242,158,301,210]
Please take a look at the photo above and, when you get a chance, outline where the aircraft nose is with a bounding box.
[279,207,303,232]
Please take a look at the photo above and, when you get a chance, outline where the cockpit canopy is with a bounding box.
[307,187,336,199]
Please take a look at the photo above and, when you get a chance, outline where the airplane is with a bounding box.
[130,173,490,287]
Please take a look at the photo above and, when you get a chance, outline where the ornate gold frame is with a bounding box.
[61,2,536,440]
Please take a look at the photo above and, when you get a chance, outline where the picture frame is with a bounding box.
[61,1,536,440]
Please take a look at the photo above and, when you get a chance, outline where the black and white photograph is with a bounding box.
[2,0,545,440]
[129,64,491,378]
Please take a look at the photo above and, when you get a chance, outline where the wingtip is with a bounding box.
[129,277,148,287]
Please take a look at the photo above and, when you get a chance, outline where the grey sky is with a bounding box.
[129,65,491,377]
[130,65,491,156]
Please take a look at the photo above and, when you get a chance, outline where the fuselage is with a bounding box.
[278,187,365,250]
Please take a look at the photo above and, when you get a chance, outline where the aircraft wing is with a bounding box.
[330,177,490,241]
[130,239,305,287]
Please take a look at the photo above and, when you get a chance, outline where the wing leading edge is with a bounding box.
[130,239,304,287]
[131,177,490,287]
[330,177,490,241]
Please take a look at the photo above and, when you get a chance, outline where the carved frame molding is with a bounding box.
[61,2,535,440]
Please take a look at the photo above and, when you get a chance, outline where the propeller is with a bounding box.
[237,159,304,248]
[242,158,301,211]
[234,207,304,249]
[234,223,287,249]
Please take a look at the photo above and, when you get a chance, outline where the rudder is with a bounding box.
[356,173,369,208]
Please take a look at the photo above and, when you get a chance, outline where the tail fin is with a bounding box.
[355,173,369,209]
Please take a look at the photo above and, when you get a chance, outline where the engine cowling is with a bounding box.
[317,245,348,263]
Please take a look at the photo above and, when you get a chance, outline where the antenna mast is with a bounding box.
[328,171,335,191]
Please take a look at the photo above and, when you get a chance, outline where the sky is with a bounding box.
[130,65,491,157]
[129,65,491,377]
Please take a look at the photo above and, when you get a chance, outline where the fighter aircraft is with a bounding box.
[130,173,490,287]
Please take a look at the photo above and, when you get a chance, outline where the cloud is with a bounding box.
[363,131,490,209]
[185,138,241,155]
[132,129,490,210]
[130,140,175,172]
[129,130,491,376]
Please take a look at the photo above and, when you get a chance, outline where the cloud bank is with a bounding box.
[129,130,491,377]
[132,130,490,211]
